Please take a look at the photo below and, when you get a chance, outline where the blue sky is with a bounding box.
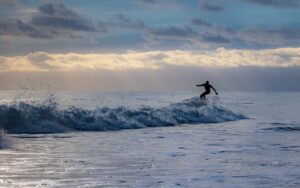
[0,0,300,91]
[1,0,300,55]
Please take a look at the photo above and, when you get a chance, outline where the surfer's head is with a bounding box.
[206,81,209,84]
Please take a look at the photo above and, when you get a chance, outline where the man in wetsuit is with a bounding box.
[196,81,218,99]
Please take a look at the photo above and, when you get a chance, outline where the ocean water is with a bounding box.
[0,91,299,187]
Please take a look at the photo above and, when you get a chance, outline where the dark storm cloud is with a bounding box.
[31,3,96,32]
[241,0,300,8]
[190,18,212,27]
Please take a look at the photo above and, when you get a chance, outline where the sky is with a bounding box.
[0,0,300,91]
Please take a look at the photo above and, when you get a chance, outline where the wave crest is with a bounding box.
[0,97,246,134]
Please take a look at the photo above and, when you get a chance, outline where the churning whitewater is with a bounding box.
[0,97,246,134]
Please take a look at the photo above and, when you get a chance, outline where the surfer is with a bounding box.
[196,81,218,100]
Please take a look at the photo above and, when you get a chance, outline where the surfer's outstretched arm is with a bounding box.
[196,84,204,87]
[211,86,218,95]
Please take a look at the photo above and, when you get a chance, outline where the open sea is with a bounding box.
[0,91,299,187]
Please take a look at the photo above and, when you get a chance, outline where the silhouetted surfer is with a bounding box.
[196,81,218,100]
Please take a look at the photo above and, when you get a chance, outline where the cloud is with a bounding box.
[138,0,180,9]
[111,13,300,48]
[26,52,57,69]
[0,19,52,38]
[31,2,96,32]
[268,28,300,40]
[0,0,19,7]
[0,47,300,72]
[97,20,108,32]
[199,0,300,9]
[240,0,300,8]
[236,27,300,46]
[141,0,157,4]
[0,2,103,39]
[31,17,95,32]
[188,16,300,47]
[113,14,196,40]
[148,26,197,39]
[1,1,299,51]
[112,14,229,45]
[190,18,212,27]
[38,3,79,18]
[202,34,231,43]
[199,2,223,11]
[113,14,147,30]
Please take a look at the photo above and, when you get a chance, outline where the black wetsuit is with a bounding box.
[200,83,211,99]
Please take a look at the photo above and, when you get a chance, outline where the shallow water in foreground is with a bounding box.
[0,91,300,187]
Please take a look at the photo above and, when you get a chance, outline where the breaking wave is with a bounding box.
[0,97,246,134]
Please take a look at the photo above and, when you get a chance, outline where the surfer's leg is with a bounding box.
[200,92,206,99]
[200,91,209,100]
